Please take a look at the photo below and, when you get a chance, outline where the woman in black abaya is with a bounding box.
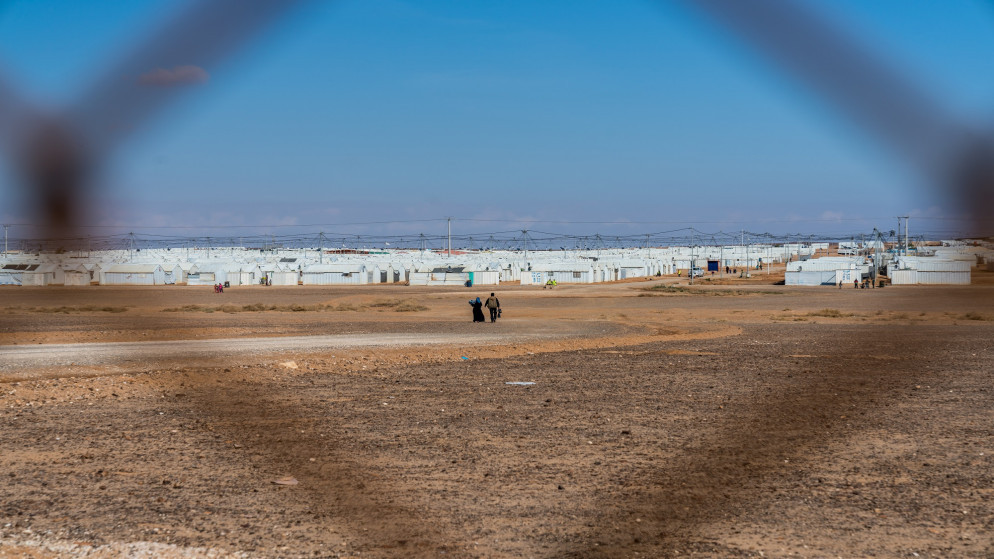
[469,297,486,322]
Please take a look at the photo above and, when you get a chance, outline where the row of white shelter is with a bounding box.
[7,240,985,287]
[785,254,978,286]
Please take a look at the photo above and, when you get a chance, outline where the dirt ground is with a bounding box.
[1,278,993,558]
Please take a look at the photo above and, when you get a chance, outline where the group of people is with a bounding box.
[841,278,876,289]
[469,292,501,323]
[213,283,225,293]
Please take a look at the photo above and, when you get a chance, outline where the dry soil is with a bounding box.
[1,277,993,558]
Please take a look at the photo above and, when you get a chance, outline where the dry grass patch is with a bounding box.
[163,304,324,313]
[640,285,782,297]
[368,298,428,312]
[961,312,992,321]
[805,308,854,318]
[5,305,130,314]
[161,299,428,314]
[393,299,428,312]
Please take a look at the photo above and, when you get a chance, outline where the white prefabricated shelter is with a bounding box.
[169,263,197,284]
[238,264,263,285]
[785,257,870,286]
[195,262,248,286]
[363,262,401,284]
[409,266,470,286]
[186,272,216,286]
[100,264,166,285]
[889,258,971,285]
[168,262,198,284]
[0,263,43,286]
[267,266,300,286]
[302,263,368,285]
[616,259,650,279]
[493,262,521,283]
[467,270,501,285]
[63,264,91,286]
[21,264,62,286]
[522,262,594,285]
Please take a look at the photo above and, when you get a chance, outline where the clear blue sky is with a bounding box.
[1,0,993,239]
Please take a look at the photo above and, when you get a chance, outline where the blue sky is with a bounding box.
[1,0,993,239]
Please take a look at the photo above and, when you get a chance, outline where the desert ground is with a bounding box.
[1,273,993,558]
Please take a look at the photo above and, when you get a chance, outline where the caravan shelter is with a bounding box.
[100,264,167,285]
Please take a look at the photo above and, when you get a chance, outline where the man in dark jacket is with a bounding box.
[484,293,501,323]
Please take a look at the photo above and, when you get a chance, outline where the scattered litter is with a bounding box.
[505,381,535,386]
[279,361,298,370]
[272,476,298,486]
[460,356,469,360]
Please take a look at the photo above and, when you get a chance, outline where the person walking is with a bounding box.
[469,297,486,323]
[484,292,501,323]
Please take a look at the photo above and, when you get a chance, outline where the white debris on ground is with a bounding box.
[0,533,250,558]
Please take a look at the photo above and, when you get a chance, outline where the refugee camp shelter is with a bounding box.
[0,263,57,286]
[409,265,469,286]
[521,261,594,285]
[100,264,166,285]
[63,264,91,286]
[889,257,971,285]
[785,257,870,286]
[267,264,300,286]
[302,263,368,285]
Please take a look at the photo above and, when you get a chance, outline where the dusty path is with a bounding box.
[0,330,562,373]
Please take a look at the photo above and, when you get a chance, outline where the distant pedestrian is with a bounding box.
[854,279,859,289]
[469,297,485,323]
[485,292,501,323]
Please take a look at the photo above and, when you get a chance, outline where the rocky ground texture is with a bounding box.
[1,280,993,557]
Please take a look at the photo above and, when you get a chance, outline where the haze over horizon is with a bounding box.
[1,0,992,239]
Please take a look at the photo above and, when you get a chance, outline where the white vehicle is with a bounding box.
[689,267,704,278]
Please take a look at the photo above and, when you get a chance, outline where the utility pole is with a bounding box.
[2,224,7,257]
[319,232,324,264]
[896,216,902,256]
[128,232,135,262]
[690,230,696,285]
[742,229,749,277]
[447,217,452,258]
[741,229,745,275]
[904,215,910,255]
